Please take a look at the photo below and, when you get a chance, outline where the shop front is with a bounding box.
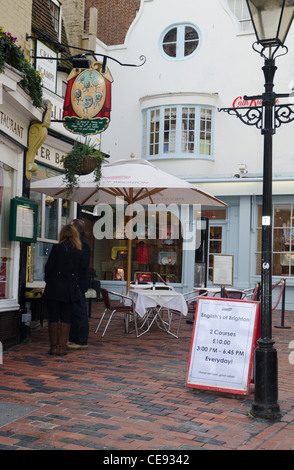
[193,178,294,310]
[0,65,43,348]
[94,210,183,286]
[92,204,228,294]
[26,133,77,325]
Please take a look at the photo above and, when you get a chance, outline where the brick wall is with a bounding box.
[85,0,141,45]
[0,0,32,56]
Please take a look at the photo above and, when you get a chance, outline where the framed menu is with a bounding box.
[213,254,234,286]
[9,197,38,243]
[186,297,260,395]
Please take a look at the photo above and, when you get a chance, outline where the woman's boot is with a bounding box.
[48,322,59,355]
[59,322,71,355]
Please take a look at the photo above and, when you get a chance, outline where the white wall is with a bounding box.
[94,0,294,182]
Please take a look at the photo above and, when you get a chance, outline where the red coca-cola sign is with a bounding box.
[232,96,279,107]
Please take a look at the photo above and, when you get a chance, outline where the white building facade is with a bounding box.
[91,0,294,309]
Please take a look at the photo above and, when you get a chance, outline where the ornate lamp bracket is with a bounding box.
[218,105,263,129]
[275,103,294,128]
[218,96,294,131]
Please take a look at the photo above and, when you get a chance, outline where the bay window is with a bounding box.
[143,105,213,159]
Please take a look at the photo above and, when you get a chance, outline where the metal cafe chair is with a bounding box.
[243,284,260,301]
[225,290,246,299]
[185,289,208,324]
[95,288,138,337]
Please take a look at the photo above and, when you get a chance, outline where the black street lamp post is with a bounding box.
[219,0,294,420]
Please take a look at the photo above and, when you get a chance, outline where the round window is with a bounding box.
[161,24,200,60]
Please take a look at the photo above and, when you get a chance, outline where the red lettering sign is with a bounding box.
[232,96,279,107]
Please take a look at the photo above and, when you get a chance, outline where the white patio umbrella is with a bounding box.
[31,158,227,289]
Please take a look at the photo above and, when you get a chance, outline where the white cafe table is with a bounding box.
[125,287,188,337]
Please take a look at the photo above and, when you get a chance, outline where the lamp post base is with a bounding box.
[249,344,281,420]
[249,402,281,420]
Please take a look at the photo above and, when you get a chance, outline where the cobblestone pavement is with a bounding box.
[0,301,294,453]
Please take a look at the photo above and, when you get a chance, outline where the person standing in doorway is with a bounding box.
[67,219,91,350]
[43,224,83,355]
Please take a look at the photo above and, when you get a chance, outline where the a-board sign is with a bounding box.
[186,297,260,395]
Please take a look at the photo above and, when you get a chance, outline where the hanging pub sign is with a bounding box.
[62,62,113,136]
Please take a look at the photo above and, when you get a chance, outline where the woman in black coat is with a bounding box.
[43,224,83,355]
[68,219,91,349]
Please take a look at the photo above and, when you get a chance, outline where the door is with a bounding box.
[208,224,227,284]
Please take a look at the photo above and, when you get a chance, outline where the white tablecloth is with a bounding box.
[125,288,188,318]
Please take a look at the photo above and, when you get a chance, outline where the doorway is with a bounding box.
[208,223,227,284]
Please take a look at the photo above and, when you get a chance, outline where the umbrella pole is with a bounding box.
[126,190,133,292]
[127,236,132,292]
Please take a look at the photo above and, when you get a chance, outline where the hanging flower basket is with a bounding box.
[62,138,105,196]
[63,153,98,176]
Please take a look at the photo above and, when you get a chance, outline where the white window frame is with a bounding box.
[142,104,214,161]
[226,0,253,33]
[159,23,201,61]
[255,201,294,281]
[49,0,62,40]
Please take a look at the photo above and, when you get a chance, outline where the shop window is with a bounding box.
[143,105,214,160]
[256,204,294,277]
[29,164,73,283]
[0,163,14,299]
[93,209,183,284]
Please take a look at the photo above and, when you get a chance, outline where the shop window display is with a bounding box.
[256,204,294,277]
[29,164,72,283]
[0,163,14,298]
[94,211,183,284]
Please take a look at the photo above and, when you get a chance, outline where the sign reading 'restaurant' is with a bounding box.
[63,62,113,136]
[186,297,260,395]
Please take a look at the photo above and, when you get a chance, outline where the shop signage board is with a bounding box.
[62,62,113,136]
[35,41,57,93]
[0,106,27,147]
[186,297,260,395]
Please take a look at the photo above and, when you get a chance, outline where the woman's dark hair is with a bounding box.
[71,219,85,234]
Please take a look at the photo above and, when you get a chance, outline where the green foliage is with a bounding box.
[0,27,43,108]
[62,138,105,196]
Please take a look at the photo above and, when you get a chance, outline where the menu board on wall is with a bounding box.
[186,297,260,395]
[9,197,38,243]
[213,254,234,286]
